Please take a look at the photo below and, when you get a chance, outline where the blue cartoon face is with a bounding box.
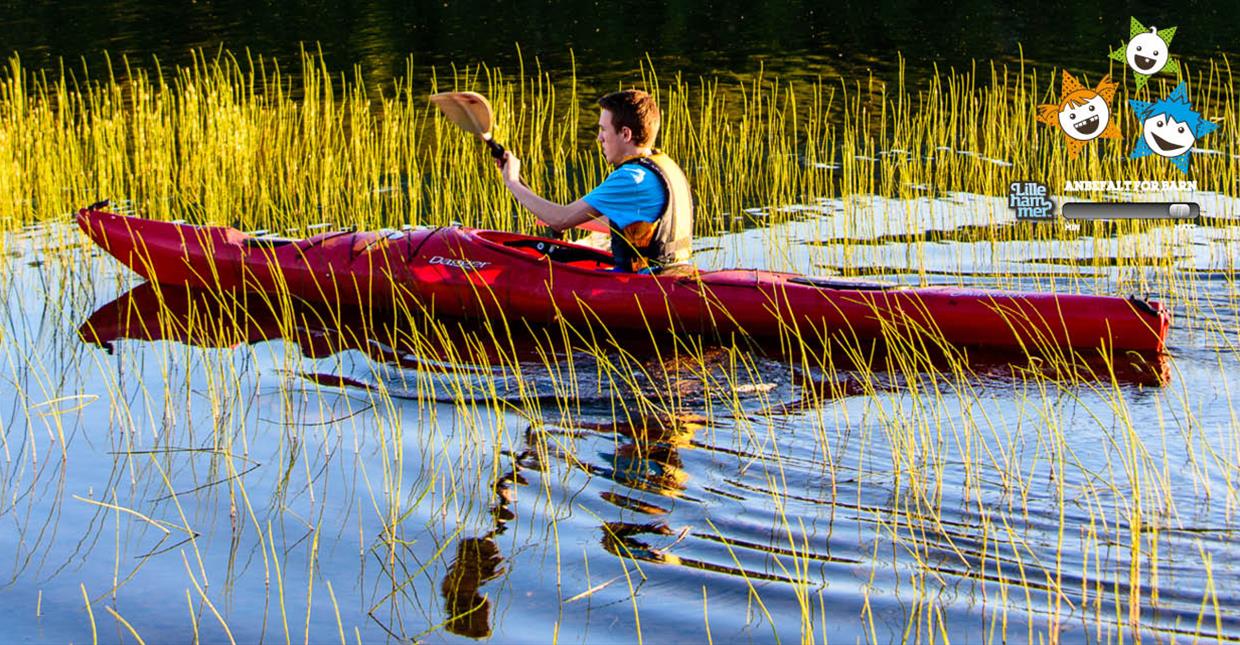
[1141,114,1196,157]
[1126,29,1170,75]
[1128,83,1218,174]
[1057,95,1111,141]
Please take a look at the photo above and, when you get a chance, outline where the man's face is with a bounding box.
[597,109,630,164]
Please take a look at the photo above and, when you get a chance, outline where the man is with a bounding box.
[496,89,693,273]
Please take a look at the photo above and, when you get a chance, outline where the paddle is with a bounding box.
[430,91,609,235]
[429,91,507,160]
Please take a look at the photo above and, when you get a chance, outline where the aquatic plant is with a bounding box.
[0,46,1236,643]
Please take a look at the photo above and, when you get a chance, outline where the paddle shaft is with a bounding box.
[484,137,506,160]
[482,135,564,238]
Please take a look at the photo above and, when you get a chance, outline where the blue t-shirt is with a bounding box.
[582,163,667,229]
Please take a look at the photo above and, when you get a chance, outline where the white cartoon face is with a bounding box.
[1142,114,1196,157]
[1057,95,1111,141]
[1126,29,1169,74]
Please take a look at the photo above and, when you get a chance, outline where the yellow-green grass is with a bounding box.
[0,48,1234,231]
[0,46,1237,643]
[2,48,1235,314]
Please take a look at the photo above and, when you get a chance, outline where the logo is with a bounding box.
[1036,71,1121,158]
[625,166,647,184]
[428,255,492,270]
[1108,18,1180,91]
[1129,83,1217,175]
[1008,181,1055,220]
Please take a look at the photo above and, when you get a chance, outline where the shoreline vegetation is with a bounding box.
[0,47,1235,233]
[0,46,1237,642]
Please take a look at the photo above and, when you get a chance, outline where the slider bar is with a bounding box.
[1061,202,1200,220]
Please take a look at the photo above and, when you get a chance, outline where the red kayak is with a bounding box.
[76,205,1171,353]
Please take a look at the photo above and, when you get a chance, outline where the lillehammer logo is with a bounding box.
[1008,181,1055,220]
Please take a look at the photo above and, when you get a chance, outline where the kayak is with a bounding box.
[76,205,1171,353]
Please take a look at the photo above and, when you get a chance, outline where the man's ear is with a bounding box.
[620,126,633,142]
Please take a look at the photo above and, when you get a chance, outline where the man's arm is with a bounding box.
[504,181,601,231]
[498,152,609,232]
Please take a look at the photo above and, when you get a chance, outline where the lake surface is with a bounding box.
[3,188,1239,642]
[5,0,1240,90]
[2,2,1240,642]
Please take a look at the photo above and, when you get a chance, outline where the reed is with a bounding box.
[1,48,1234,235]
[0,45,1237,643]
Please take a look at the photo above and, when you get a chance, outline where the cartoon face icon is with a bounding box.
[1109,19,1180,91]
[1036,71,1121,158]
[1057,95,1111,141]
[1126,28,1170,75]
[1128,82,1218,174]
[1141,114,1196,157]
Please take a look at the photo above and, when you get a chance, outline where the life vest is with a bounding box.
[609,151,694,273]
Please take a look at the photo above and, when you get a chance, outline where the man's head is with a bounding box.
[597,89,660,164]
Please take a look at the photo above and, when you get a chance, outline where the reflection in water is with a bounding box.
[601,521,687,566]
[80,280,1172,395]
[588,415,700,566]
[441,537,503,637]
[438,413,703,638]
[74,280,1182,639]
[438,445,533,638]
[583,415,701,499]
[77,281,546,374]
[7,0,1237,93]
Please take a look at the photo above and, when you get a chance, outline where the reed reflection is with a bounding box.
[76,281,1174,638]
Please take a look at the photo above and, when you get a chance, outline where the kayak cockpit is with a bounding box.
[472,229,615,271]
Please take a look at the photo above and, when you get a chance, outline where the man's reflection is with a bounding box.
[441,536,504,638]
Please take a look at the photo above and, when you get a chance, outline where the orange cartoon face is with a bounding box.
[1056,91,1111,142]
[1036,71,1121,158]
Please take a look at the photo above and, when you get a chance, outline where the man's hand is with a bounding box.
[497,151,521,185]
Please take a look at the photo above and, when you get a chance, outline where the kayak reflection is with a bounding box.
[77,279,570,374]
[78,282,1172,392]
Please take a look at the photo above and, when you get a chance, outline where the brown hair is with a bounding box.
[598,89,660,147]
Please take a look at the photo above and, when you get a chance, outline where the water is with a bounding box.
[5,1,1240,91]
[3,3,1240,641]
[3,190,1238,642]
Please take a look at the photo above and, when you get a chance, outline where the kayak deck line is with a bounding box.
[76,206,1172,355]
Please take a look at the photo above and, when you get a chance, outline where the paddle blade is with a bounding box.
[430,91,495,138]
